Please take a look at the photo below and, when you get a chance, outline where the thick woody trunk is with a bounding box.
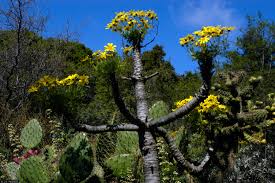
[133,47,160,183]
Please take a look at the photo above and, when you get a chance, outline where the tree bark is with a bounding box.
[133,47,160,182]
[77,123,139,133]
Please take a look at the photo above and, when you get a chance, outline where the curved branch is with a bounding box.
[110,73,143,125]
[156,127,212,173]
[141,20,159,48]
[76,123,139,133]
[150,81,210,127]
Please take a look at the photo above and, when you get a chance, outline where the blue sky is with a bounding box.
[35,0,275,74]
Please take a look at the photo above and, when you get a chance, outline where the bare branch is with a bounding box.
[141,20,159,48]
[156,127,212,173]
[76,123,139,133]
[121,76,133,81]
[121,72,159,82]
[149,82,210,127]
[144,72,159,81]
[110,72,143,125]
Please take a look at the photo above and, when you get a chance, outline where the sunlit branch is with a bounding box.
[144,72,159,81]
[150,81,210,127]
[76,123,139,133]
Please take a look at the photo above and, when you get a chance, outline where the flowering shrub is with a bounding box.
[28,74,89,93]
[28,43,117,93]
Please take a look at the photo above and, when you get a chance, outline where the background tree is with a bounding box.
[0,0,47,108]
[225,13,275,73]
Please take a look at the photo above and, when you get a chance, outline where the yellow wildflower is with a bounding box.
[78,75,89,86]
[198,95,227,113]
[123,46,133,54]
[179,26,235,47]
[195,36,211,46]
[81,55,91,62]
[179,34,195,46]
[99,51,107,60]
[104,43,117,52]
[106,10,158,36]
[173,96,193,111]
[28,85,39,93]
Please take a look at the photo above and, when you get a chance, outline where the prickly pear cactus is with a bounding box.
[149,100,169,120]
[5,162,19,180]
[18,156,49,183]
[59,133,93,183]
[20,119,43,149]
[105,131,140,179]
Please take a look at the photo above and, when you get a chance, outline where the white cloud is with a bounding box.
[168,0,244,29]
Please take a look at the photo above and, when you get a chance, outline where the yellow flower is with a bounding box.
[173,96,193,111]
[179,26,235,47]
[123,46,133,54]
[28,85,39,93]
[179,34,195,46]
[81,55,91,62]
[197,95,227,113]
[124,25,132,31]
[193,30,204,36]
[196,36,210,46]
[106,10,158,35]
[78,75,89,86]
[99,51,107,60]
[104,43,117,52]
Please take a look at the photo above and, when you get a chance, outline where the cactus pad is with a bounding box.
[20,119,43,149]
[5,162,20,180]
[59,133,93,183]
[18,156,49,183]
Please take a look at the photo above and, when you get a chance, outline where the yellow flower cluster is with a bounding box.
[179,26,235,47]
[106,10,158,34]
[179,34,195,46]
[81,55,91,62]
[173,95,227,113]
[243,132,266,144]
[198,95,227,113]
[28,74,89,93]
[81,43,117,63]
[173,96,193,111]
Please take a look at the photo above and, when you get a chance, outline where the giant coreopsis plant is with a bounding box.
[75,11,234,182]
[28,10,234,182]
